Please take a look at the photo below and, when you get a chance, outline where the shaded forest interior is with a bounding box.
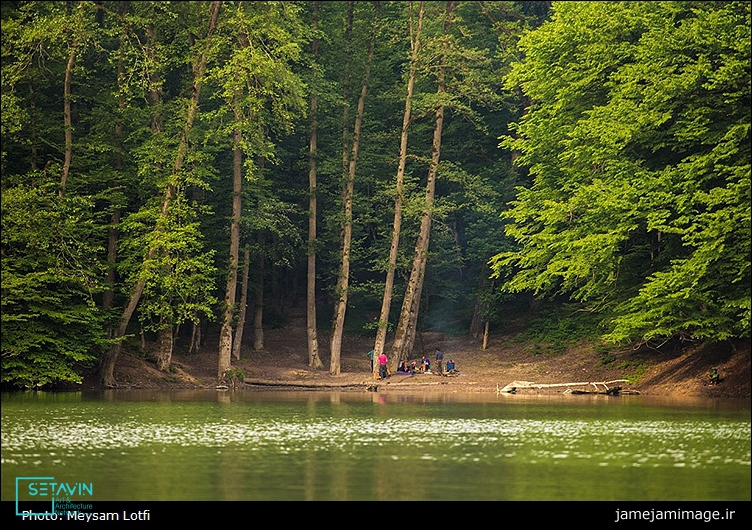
[2,1,749,390]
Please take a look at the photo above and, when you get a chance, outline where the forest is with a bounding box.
[1,1,749,390]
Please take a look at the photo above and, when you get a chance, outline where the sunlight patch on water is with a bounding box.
[2,416,749,470]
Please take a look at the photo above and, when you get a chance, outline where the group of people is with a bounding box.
[369,348,458,379]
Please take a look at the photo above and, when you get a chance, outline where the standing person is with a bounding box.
[367,350,375,372]
[378,352,388,380]
[435,348,444,375]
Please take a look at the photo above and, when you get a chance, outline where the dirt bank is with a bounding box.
[81,313,751,400]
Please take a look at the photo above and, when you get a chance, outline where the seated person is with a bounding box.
[420,356,431,372]
[445,359,457,373]
[709,368,720,385]
[397,359,408,373]
[409,360,417,374]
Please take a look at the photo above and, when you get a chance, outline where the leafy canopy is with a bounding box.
[492,1,751,346]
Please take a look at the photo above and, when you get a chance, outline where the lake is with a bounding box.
[2,389,749,507]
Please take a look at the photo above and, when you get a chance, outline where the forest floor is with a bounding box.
[81,309,751,400]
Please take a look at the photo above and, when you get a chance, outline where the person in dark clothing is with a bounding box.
[435,349,444,375]
[420,356,431,372]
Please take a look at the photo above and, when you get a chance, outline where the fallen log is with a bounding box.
[498,379,629,394]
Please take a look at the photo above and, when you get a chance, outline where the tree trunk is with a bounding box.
[373,1,424,379]
[232,245,251,360]
[329,0,354,374]
[253,248,265,351]
[190,319,203,354]
[403,272,425,360]
[470,300,483,340]
[29,82,38,171]
[307,2,324,370]
[104,7,129,312]
[330,1,379,376]
[218,108,243,372]
[99,1,221,387]
[102,211,120,313]
[189,321,198,354]
[156,323,173,372]
[390,1,454,363]
[60,38,76,198]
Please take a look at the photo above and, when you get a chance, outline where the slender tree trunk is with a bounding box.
[102,211,120,312]
[99,1,221,387]
[60,39,76,198]
[329,1,353,374]
[29,83,38,171]
[104,4,129,312]
[156,323,172,371]
[373,1,424,379]
[341,1,354,161]
[253,247,265,351]
[390,1,455,364]
[470,300,483,339]
[218,108,243,371]
[403,270,425,360]
[189,322,198,354]
[232,245,251,360]
[307,2,324,369]
[190,320,203,354]
[330,1,379,376]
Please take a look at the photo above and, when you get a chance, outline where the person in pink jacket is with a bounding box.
[378,353,388,379]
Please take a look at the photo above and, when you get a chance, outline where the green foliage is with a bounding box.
[493,1,751,347]
[1,186,110,388]
[118,193,218,332]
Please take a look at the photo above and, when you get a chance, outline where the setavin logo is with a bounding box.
[15,476,94,517]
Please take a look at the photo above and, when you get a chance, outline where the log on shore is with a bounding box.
[498,379,629,394]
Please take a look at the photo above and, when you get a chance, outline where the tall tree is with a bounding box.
[306,1,324,369]
[212,1,307,378]
[330,1,380,375]
[217,103,244,367]
[390,0,456,364]
[102,0,133,314]
[99,1,222,386]
[372,1,424,377]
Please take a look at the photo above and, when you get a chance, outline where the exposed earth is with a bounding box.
[81,310,751,400]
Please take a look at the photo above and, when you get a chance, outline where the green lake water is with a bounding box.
[2,390,749,502]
